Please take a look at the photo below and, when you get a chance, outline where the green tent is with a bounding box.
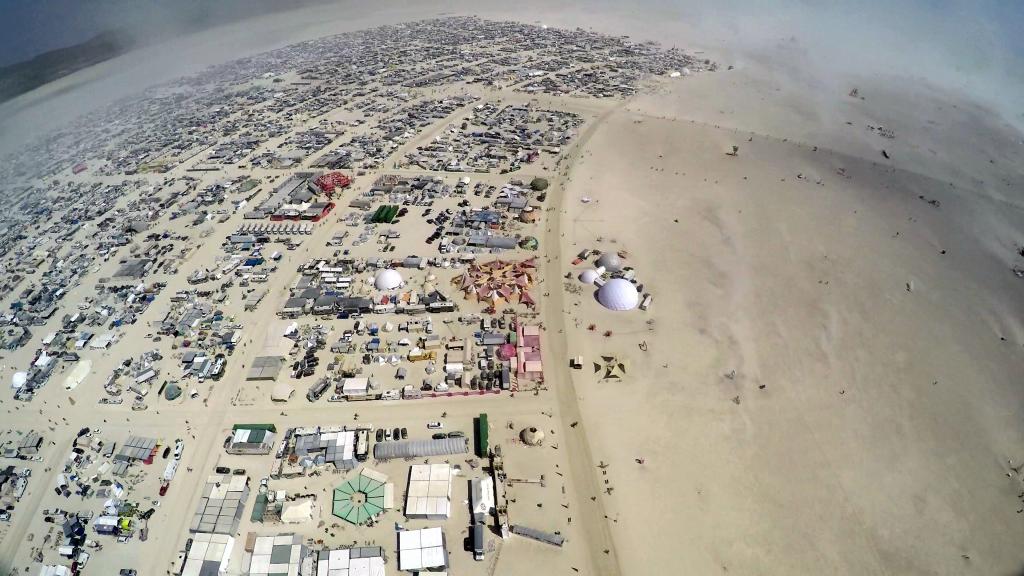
[332,473,388,525]
[163,383,182,401]
[518,236,539,251]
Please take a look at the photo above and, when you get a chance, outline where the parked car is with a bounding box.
[432,433,447,440]
[427,422,443,429]
[447,431,465,438]
[375,429,385,442]
[392,428,401,441]
[401,428,408,439]
[214,466,230,474]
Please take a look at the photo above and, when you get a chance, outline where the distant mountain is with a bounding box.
[0,30,135,103]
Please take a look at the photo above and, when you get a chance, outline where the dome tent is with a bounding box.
[597,278,639,311]
[164,382,182,401]
[374,268,403,290]
[520,427,545,446]
[578,269,600,284]
[596,252,623,272]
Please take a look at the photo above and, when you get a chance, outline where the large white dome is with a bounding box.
[597,252,623,272]
[597,278,639,311]
[578,269,600,284]
[374,268,403,290]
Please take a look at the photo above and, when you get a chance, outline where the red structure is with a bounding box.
[310,202,335,222]
[313,172,351,196]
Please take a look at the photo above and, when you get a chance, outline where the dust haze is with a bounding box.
[0,0,1021,161]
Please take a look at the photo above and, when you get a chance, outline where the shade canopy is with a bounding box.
[333,472,388,525]
[270,382,295,402]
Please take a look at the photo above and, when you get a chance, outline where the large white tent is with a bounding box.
[597,278,639,310]
[374,268,403,290]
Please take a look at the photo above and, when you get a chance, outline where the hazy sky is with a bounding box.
[1,0,1022,68]
[0,0,332,66]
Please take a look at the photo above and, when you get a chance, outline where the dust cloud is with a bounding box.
[0,0,1021,157]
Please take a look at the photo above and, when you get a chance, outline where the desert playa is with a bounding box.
[0,3,1023,576]
[554,63,1024,573]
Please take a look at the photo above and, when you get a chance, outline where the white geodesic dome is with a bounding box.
[596,252,623,272]
[597,278,639,311]
[374,268,403,290]
[578,269,600,284]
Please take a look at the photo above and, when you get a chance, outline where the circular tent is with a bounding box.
[578,269,600,284]
[519,207,539,223]
[597,278,640,311]
[374,269,403,290]
[333,473,388,525]
[519,236,539,251]
[520,427,545,446]
[496,344,517,361]
[163,382,182,401]
[596,252,624,272]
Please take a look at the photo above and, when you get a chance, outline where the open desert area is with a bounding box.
[1,3,1023,576]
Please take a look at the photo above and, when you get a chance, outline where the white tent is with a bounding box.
[597,278,639,311]
[374,269,403,290]
[280,499,314,523]
[578,269,600,284]
[270,382,295,402]
[63,360,92,391]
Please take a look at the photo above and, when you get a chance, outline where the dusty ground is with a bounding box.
[554,69,1024,574]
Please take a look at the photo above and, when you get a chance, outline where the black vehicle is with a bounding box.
[162,446,171,459]
[232,468,246,475]
[472,524,485,561]
[447,431,465,438]
[375,428,385,442]
[401,427,408,439]
[432,432,447,440]
[392,427,401,441]
[214,466,230,474]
